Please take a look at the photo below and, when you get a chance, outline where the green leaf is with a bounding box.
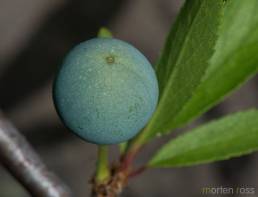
[166,0,258,129]
[97,27,113,38]
[149,109,258,167]
[139,0,224,142]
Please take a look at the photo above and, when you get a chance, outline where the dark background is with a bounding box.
[0,0,258,196]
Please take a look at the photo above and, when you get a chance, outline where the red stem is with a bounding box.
[128,166,146,178]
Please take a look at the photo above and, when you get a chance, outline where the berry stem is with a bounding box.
[95,145,110,183]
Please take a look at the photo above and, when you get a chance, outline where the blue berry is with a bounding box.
[53,38,159,144]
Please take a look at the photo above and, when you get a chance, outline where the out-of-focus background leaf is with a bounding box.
[0,0,258,196]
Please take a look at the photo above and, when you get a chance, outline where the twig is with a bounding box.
[0,111,72,197]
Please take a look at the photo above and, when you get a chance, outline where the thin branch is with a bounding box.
[0,111,72,197]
